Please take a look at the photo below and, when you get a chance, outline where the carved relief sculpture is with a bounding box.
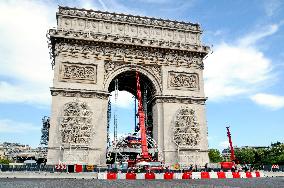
[60,62,97,83]
[173,107,200,148]
[168,72,199,90]
[60,101,93,145]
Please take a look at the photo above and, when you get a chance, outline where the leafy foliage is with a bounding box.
[235,148,255,164]
[0,158,12,164]
[210,142,284,166]
[208,149,224,163]
[234,142,284,165]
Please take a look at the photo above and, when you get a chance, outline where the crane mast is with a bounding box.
[226,126,235,162]
[136,72,150,161]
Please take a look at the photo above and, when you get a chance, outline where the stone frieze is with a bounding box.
[57,17,200,44]
[48,29,208,54]
[57,6,201,32]
[60,62,97,84]
[168,71,199,90]
[49,41,204,70]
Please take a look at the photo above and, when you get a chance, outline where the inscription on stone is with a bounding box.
[60,62,97,83]
[168,71,199,90]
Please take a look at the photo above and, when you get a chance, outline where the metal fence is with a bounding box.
[0,164,55,172]
[0,164,283,173]
[263,165,284,172]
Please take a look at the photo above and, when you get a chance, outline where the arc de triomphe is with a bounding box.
[47,6,210,166]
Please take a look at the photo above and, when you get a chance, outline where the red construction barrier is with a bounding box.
[75,164,83,173]
[107,172,117,179]
[255,171,260,177]
[55,164,67,172]
[182,172,192,179]
[232,172,240,178]
[164,172,174,179]
[246,172,252,178]
[145,172,155,179]
[201,172,210,179]
[126,172,136,179]
[217,172,226,178]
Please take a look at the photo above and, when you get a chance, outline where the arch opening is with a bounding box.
[106,70,158,164]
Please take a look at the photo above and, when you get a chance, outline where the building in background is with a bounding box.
[0,142,47,163]
[221,146,269,161]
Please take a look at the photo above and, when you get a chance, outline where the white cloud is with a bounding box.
[0,119,40,133]
[264,0,283,17]
[238,24,279,47]
[0,81,51,106]
[0,1,140,107]
[110,90,135,109]
[0,1,56,106]
[218,140,229,149]
[204,24,278,101]
[250,93,284,110]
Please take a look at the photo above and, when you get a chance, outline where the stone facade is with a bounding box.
[47,6,210,166]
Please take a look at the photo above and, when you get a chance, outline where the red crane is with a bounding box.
[220,126,236,169]
[136,72,151,161]
[226,126,236,162]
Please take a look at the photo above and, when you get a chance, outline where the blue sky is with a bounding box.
[0,0,283,150]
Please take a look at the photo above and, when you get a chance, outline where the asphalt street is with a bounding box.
[0,178,284,188]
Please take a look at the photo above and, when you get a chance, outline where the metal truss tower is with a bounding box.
[113,79,118,143]
[107,100,111,148]
[40,116,50,146]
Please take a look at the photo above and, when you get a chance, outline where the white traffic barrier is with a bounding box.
[136,173,145,179]
[225,172,233,178]
[117,173,126,179]
[55,164,67,170]
[98,172,107,179]
[155,173,164,179]
[191,172,201,179]
[97,171,265,180]
[240,172,247,178]
[209,172,218,178]
[174,173,183,179]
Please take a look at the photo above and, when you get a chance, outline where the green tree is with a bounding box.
[235,148,255,164]
[208,149,224,163]
[265,142,284,164]
[0,158,12,164]
[254,148,267,164]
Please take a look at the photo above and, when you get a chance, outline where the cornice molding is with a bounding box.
[48,29,209,53]
[57,6,201,32]
[48,39,206,69]
[150,95,207,105]
[50,87,109,99]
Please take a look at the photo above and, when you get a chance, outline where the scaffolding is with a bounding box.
[113,79,119,143]
[107,100,111,148]
[40,116,50,146]
[143,89,148,134]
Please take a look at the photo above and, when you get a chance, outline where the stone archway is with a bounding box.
[47,6,210,166]
[104,64,162,96]
[108,70,157,140]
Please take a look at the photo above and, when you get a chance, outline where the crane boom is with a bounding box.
[136,72,150,160]
[226,126,235,161]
